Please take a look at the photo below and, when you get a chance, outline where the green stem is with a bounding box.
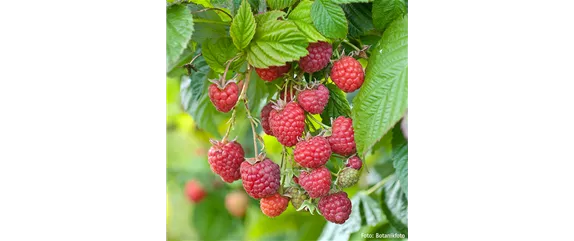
[191,7,233,20]
[342,39,361,52]
[193,19,230,25]
[364,175,394,195]
[307,114,330,129]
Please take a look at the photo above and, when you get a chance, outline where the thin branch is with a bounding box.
[191,7,233,20]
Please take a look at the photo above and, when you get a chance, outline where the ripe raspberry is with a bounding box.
[185,180,206,203]
[346,156,363,170]
[261,102,274,136]
[279,88,296,102]
[297,84,330,114]
[336,167,360,188]
[330,56,365,93]
[292,176,299,185]
[294,136,332,168]
[256,64,291,82]
[318,192,352,224]
[240,158,281,199]
[225,190,249,217]
[328,116,356,156]
[269,102,305,147]
[299,166,331,198]
[287,187,308,210]
[208,140,245,183]
[208,82,239,112]
[299,41,332,73]
[260,193,289,217]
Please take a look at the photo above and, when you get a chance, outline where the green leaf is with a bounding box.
[202,37,242,73]
[352,16,407,156]
[342,3,374,38]
[188,5,227,44]
[179,52,222,137]
[247,70,272,115]
[311,0,348,39]
[232,0,259,16]
[267,0,296,10]
[230,0,257,50]
[359,193,385,226]
[255,10,286,24]
[381,177,408,235]
[392,124,407,199]
[288,0,327,43]
[246,16,308,68]
[321,83,351,125]
[331,0,368,4]
[191,193,238,241]
[167,5,194,72]
[372,0,407,32]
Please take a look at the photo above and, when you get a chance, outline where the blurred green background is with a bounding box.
[167,68,407,240]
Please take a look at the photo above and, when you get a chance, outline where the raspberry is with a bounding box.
[261,102,274,136]
[287,187,308,210]
[256,64,291,82]
[328,116,356,156]
[330,56,365,93]
[260,193,289,217]
[294,136,332,168]
[185,180,206,203]
[318,192,352,224]
[208,82,239,112]
[292,176,299,185]
[225,191,249,217]
[346,156,363,170]
[336,167,360,188]
[299,166,331,198]
[269,102,306,147]
[240,158,281,199]
[279,88,296,103]
[208,140,245,183]
[297,84,330,114]
[299,41,332,73]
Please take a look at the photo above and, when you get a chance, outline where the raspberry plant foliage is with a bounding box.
[168,0,408,236]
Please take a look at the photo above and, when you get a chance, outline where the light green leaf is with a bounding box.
[372,0,407,32]
[342,3,374,37]
[381,176,408,235]
[246,16,308,68]
[288,0,327,42]
[311,0,348,39]
[392,124,408,199]
[321,83,351,125]
[267,0,296,10]
[332,0,368,3]
[167,5,194,72]
[230,0,257,50]
[202,37,242,73]
[352,16,407,156]
[359,193,384,226]
[188,4,227,44]
[255,10,286,25]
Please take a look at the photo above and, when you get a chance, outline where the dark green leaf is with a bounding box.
[372,0,407,32]
[255,10,286,24]
[230,0,257,50]
[321,83,351,125]
[331,0,368,4]
[267,0,297,10]
[202,37,242,73]
[392,124,407,199]
[288,0,328,43]
[167,5,194,72]
[342,3,374,38]
[311,0,348,39]
[381,176,408,235]
[232,0,259,15]
[352,16,408,156]
[247,70,272,115]
[188,5,228,44]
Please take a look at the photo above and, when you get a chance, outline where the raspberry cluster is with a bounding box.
[200,41,368,223]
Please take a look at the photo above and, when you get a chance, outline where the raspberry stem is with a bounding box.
[241,66,264,158]
[342,39,361,52]
[307,114,331,129]
[364,174,394,195]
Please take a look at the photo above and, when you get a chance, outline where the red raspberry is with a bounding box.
[269,102,305,147]
[328,116,356,156]
[261,102,274,136]
[260,193,289,217]
[318,192,352,224]
[185,180,206,203]
[208,140,245,183]
[292,176,299,185]
[279,88,296,102]
[299,166,331,198]
[208,82,239,112]
[346,156,363,170]
[297,84,330,114]
[255,64,291,82]
[330,56,365,93]
[299,41,332,73]
[240,158,281,199]
[294,136,331,168]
